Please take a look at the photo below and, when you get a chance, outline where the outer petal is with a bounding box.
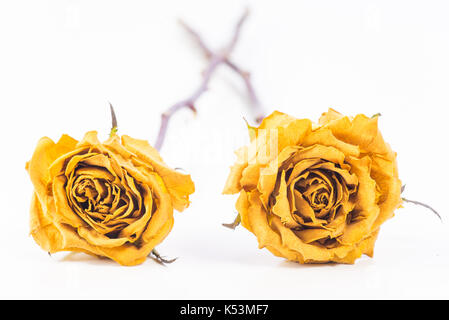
[235,191,252,232]
[223,146,249,194]
[337,156,380,245]
[370,155,402,230]
[289,145,346,166]
[258,111,298,131]
[27,135,78,200]
[77,226,129,248]
[257,146,298,208]
[318,108,344,125]
[333,230,379,263]
[324,114,395,159]
[245,191,305,262]
[258,111,312,156]
[302,127,360,158]
[271,171,300,228]
[30,193,64,252]
[76,131,102,148]
[139,173,174,247]
[120,135,195,212]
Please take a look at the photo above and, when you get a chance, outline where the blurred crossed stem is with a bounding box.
[154,8,265,151]
[152,9,266,263]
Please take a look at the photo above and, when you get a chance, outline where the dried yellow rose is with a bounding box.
[26,131,194,266]
[223,109,402,263]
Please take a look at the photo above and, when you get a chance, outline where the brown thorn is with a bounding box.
[222,213,241,230]
[150,249,178,265]
[109,102,118,130]
[109,102,118,136]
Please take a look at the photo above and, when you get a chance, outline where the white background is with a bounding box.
[0,0,448,299]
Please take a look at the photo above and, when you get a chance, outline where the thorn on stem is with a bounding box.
[187,103,197,114]
[150,249,178,265]
[255,115,265,124]
[109,102,118,136]
[222,213,241,230]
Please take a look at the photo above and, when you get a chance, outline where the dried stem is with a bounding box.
[154,54,223,150]
[179,11,265,123]
[154,9,263,150]
[150,249,178,265]
[402,197,442,222]
[401,185,442,221]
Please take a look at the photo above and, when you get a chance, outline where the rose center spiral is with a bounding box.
[71,175,123,220]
